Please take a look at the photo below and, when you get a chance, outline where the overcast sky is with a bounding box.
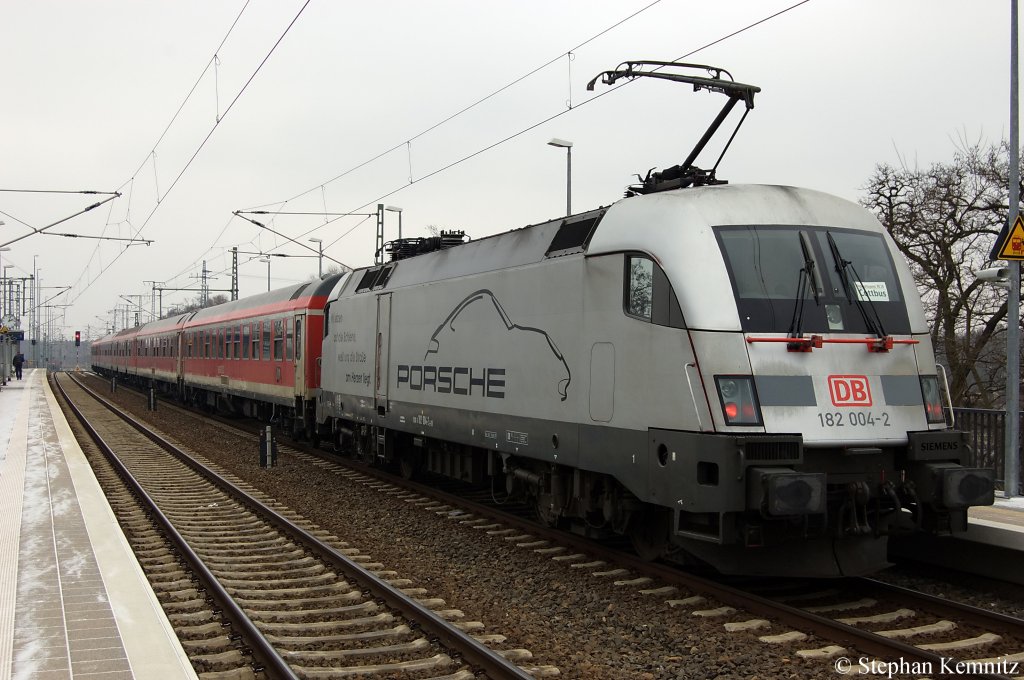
[0,0,1015,338]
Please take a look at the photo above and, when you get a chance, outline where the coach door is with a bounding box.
[293,313,305,396]
[375,293,392,414]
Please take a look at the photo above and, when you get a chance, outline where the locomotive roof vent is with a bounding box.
[384,230,470,262]
[587,60,760,196]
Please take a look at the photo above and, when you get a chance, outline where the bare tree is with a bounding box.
[861,140,1020,407]
[163,293,229,319]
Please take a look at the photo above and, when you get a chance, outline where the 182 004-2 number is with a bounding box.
[817,411,891,428]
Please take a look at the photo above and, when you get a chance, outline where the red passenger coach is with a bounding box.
[134,314,190,384]
[91,326,143,377]
[180,274,343,437]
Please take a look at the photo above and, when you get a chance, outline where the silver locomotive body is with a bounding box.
[317,184,994,576]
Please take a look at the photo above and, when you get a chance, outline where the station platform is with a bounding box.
[963,494,1024,552]
[889,489,1024,582]
[0,369,196,680]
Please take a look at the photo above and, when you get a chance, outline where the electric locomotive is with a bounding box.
[315,62,994,576]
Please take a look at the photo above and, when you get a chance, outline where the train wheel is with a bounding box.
[629,509,670,561]
[399,451,420,480]
[535,493,561,527]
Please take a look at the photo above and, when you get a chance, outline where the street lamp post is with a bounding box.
[259,257,271,291]
[0,247,10,317]
[547,138,573,216]
[2,266,13,319]
[385,206,403,241]
[0,247,8,385]
[308,238,323,277]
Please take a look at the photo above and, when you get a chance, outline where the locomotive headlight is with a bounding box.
[720,379,738,399]
[920,376,945,424]
[715,375,763,426]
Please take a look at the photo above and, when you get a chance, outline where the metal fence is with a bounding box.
[953,407,1024,491]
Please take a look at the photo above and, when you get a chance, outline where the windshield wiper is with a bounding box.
[826,232,886,338]
[787,231,822,344]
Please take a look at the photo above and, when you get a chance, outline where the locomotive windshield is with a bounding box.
[715,225,910,334]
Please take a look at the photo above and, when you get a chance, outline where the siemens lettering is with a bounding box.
[396,365,505,398]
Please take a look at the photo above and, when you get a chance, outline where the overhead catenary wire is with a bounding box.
[68,0,312,306]
[116,0,701,308]
[275,0,815,251]
[0,189,120,195]
[102,0,813,318]
[63,0,252,302]
[252,0,667,211]
[155,0,814,313]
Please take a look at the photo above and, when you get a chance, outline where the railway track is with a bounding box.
[293,455,1024,680]
[76,372,1024,678]
[55,372,547,679]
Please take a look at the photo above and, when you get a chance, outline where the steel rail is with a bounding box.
[65,373,533,680]
[52,373,298,680]
[858,577,1024,637]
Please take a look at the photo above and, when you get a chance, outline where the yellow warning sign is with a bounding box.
[997,215,1024,260]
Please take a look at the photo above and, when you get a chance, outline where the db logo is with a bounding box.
[828,375,872,407]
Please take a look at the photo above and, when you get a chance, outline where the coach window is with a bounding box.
[273,319,284,361]
[262,320,272,360]
[294,319,302,360]
[234,325,241,359]
[242,324,251,359]
[285,319,294,361]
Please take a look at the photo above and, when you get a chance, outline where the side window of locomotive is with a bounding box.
[623,254,685,328]
[625,255,653,321]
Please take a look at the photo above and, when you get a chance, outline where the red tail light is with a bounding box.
[715,376,763,426]
[920,376,946,424]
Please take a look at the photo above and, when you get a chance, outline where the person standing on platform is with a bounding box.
[12,352,23,380]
